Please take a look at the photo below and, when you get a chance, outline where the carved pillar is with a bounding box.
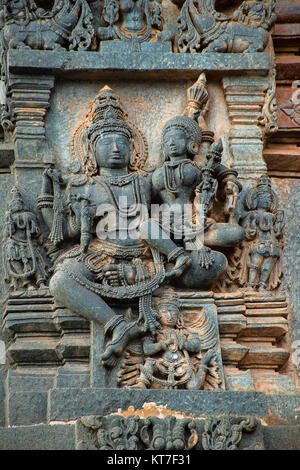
[9,74,55,165]
[222,75,274,183]
[8,74,55,205]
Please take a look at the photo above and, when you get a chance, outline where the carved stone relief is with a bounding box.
[76,413,262,450]
[177,0,276,53]
[97,0,173,52]
[218,175,285,293]
[3,186,49,291]
[0,0,298,445]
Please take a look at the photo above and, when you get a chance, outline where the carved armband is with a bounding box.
[37,194,54,209]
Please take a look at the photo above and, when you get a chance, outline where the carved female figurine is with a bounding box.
[238,175,285,291]
[143,114,245,289]
[119,290,222,390]
[3,186,48,290]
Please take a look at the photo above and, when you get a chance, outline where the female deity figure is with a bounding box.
[141,114,245,290]
[3,186,48,290]
[237,175,285,291]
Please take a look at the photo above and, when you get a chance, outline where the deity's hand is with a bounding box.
[46,167,64,185]
[198,246,214,270]
[161,334,172,351]
[42,168,54,195]
[99,264,121,287]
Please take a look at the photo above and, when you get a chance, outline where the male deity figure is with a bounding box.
[38,85,243,369]
[97,0,170,47]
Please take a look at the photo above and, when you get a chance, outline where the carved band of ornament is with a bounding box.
[78,415,259,450]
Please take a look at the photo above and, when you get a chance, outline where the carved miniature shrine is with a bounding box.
[0,0,299,451]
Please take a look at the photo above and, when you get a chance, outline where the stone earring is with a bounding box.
[187,141,199,156]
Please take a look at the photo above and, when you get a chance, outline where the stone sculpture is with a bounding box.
[97,0,172,51]
[118,290,222,390]
[77,413,260,450]
[3,186,48,290]
[37,80,244,375]
[177,0,276,53]
[0,0,95,51]
[238,175,285,291]
[219,175,285,292]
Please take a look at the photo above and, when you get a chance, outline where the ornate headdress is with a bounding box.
[244,174,278,213]
[71,86,148,176]
[153,287,181,308]
[162,115,202,147]
[7,186,24,212]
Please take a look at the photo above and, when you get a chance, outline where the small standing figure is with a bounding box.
[3,186,48,291]
[239,175,285,291]
[97,0,172,49]
[118,290,222,390]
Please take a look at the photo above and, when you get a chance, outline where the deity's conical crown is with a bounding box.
[86,86,134,145]
[257,174,272,190]
[153,287,180,307]
[8,186,24,211]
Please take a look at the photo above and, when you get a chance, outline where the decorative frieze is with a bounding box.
[76,412,262,450]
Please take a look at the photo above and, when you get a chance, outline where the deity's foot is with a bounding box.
[165,254,192,280]
[101,321,144,368]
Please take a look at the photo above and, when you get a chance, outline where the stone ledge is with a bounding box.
[47,389,300,426]
[0,424,75,450]
[0,421,299,450]
[7,50,271,79]
[48,389,269,422]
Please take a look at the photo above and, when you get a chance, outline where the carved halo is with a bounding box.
[71,86,148,176]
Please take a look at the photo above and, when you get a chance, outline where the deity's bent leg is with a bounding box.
[49,260,115,326]
[139,219,227,289]
[49,258,145,368]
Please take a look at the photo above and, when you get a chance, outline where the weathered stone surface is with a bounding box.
[0,365,7,427]
[0,0,298,451]
[8,50,271,79]
[263,425,300,450]
[0,424,75,450]
[7,391,48,426]
[48,389,269,423]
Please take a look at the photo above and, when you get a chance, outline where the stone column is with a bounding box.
[9,74,55,162]
[222,75,275,184]
[8,74,55,203]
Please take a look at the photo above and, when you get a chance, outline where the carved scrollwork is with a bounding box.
[77,414,260,450]
[202,416,257,450]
